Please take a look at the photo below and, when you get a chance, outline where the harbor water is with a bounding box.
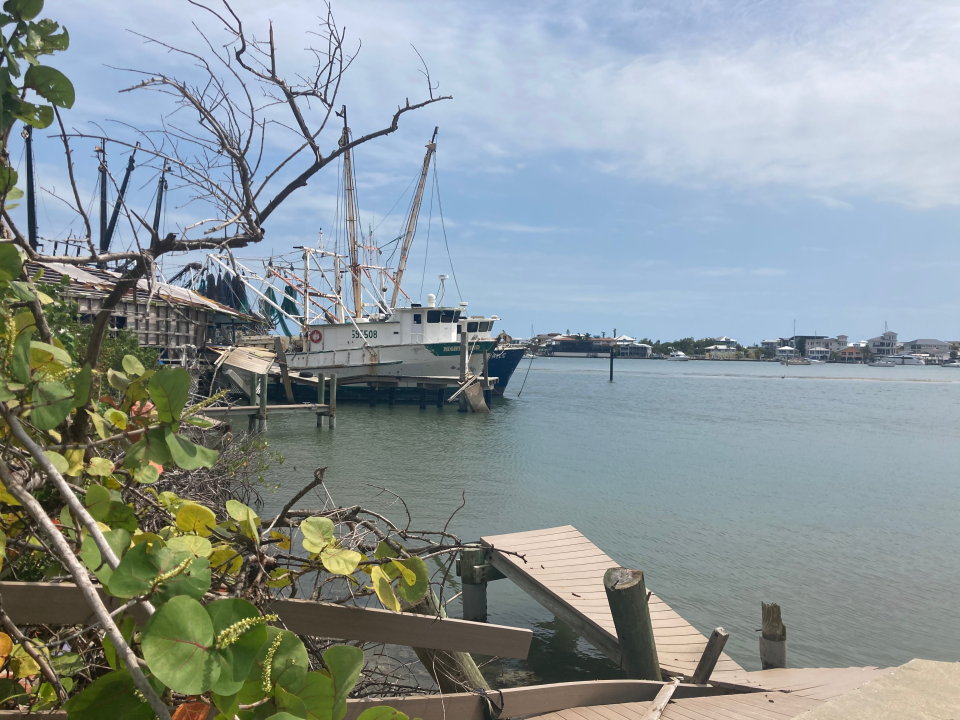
[259,358,960,681]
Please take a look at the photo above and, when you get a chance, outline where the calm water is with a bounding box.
[260,358,960,680]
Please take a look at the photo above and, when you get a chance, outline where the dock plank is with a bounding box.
[481,526,743,680]
[532,692,823,720]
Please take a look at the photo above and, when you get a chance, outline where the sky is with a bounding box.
[12,0,960,343]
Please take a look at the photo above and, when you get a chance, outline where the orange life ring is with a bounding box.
[309,330,322,343]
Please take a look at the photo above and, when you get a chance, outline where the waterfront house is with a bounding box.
[901,339,951,363]
[712,336,738,347]
[705,344,737,359]
[761,339,781,353]
[619,342,652,358]
[839,345,865,363]
[775,345,796,359]
[806,346,831,362]
[868,330,898,357]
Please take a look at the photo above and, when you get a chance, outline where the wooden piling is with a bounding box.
[483,349,492,408]
[316,373,326,428]
[419,383,427,410]
[603,567,661,681]
[369,384,378,407]
[248,372,258,433]
[760,602,786,669]
[388,386,396,406]
[403,590,490,694]
[610,346,614,382]
[274,337,295,403]
[460,548,488,623]
[436,387,444,409]
[258,373,268,431]
[328,374,337,429]
[458,331,469,413]
[691,627,729,684]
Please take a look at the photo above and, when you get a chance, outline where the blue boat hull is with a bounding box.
[487,347,525,395]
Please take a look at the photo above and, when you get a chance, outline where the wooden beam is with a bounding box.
[640,677,680,720]
[0,583,531,659]
[273,336,295,403]
[691,627,730,684]
[271,597,531,659]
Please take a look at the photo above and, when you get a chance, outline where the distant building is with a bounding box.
[776,346,796,359]
[547,335,617,357]
[705,344,736,358]
[761,339,781,352]
[806,346,831,361]
[838,346,865,363]
[620,343,652,358]
[901,339,951,363]
[712,336,738,347]
[868,331,898,357]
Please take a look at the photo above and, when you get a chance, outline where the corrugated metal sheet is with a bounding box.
[213,346,276,375]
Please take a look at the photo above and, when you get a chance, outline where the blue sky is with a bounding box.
[14,1,960,343]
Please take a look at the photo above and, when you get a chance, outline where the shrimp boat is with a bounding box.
[204,124,499,389]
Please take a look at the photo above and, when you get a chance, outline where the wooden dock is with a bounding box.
[480,526,743,680]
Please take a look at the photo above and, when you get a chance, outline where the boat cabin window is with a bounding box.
[440,310,459,323]
[479,321,491,332]
[413,313,422,324]
[467,321,479,333]
[427,310,441,323]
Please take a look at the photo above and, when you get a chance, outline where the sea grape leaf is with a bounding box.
[355,709,410,720]
[300,516,334,554]
[255,627,308,692]
[107,369,130,391]
[320,547,362,576]
[207,598,267,696]
[84,483,114,521]
[11,327,33,383]
[24,64,75,108]
[166,534,212,558]
[148,367,191,423]
[396,557,430,604]
[30,380,72,430]
[62,668,158,720]
[86,457,115,476]
[370,566,401,613]
[5,0,44,22]
[72,363,92,407]
[0,242,22,281]
[374,541,398,560]
[274,672,334,720]
[105,542,164,598]
[165,426,218,470]
[142,595,218,695]
[79,528,130,584]
[390,559,415,586]
[121,354,145,377]
[176,503,216,537]
[324,645,364,720]
[152,556,210,605]
[43,450,68,474]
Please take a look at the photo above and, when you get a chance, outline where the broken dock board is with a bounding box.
[480,525,743,680]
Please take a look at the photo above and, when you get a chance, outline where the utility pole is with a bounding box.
[21,126,38,251]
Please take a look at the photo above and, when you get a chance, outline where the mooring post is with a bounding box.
[691,627,730,684]
[419,383,427,410]
[603,567,661,680]
[459,331,469,413]
[610,346,614,382]
[436,387,444,409]
[369,383,377,407]
[248,372,258,433]
[760,602,786,669]
[316,373,326,428]
[459,547,488,622]
[388,386,396,406]
[482,349,492,408]
[258,373,268,432]
[328,374,337,429]
[274,336,295,403]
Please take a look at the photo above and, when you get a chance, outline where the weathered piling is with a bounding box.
[458,332,469,413]
[388,386,396,406]
[316,373,325,427]
[419,383,427,409]
[483,349,492,408]
[274,337,295,403]
[403,590,490,694]
[603,567,661,681]
[369,384,378,407]
[248,372,258,433]
[328,374,337,428]
[691,627,729,684]
[436,387,444,408]
[760,602,786,669]
[258,373,268,431]
[609,346,614,382]
[460,548,488,622]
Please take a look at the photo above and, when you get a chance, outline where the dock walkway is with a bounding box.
[480,525,743,680]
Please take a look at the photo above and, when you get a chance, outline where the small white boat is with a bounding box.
[872,354,925,366]
[667,350,689,361]
[869,358,896,367]
[780,358,811,365]
[943,360,960,368]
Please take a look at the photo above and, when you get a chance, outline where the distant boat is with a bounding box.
[780,358,811,365]
[667,350,689,361]
[873,353,925,366]
[943,360,960,368]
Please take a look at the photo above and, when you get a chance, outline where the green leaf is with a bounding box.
[145,427,173,465]
[72,363,92,407]
[30,340,72,369]
[396,557,430,604]
[153,555,210,605]
[300,516,334,554]
[79,528,130,584]
[121,354,144,377]
[0,240,22,279]
[104,500,138,533]
[165,426,218,470]
[207,599,267,696]
[369,566,400,612]
[24,64,74,108]
[50,651,83,677]
[4,0,44,22]
[264,714,303,720]
[142,595,218,695]
[86,456,115,476]
[88,410,108,440]
[321,546,362,577]
[166,534,212,558]
[104,407,127,430]
[62,669,156,720]
[104,541,163,598]
[133,463,160,484]
[356,709,409,720]
[256,627,308,692]
[148,367,191,423]
[105,543,204,602]
[43,449,68,474]
[0,678,27,705]
[107,368,130,392]
[30,380,72,430]
[84,483,114,521]
[374,541,398,560]
[11,327,33,383]
[184,416,214,428]
[176,503,217,537]
[324,645,364,720]
[274,672,334,720]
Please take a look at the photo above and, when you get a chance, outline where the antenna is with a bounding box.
[438,274,449,305]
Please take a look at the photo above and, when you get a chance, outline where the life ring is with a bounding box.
[309,330,322,344]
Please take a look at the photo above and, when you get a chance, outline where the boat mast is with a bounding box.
[152,163,169,238]
[390,126,438,310]
[21,126,37,250]
[339,108,363,319]
[105,145,137,254]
